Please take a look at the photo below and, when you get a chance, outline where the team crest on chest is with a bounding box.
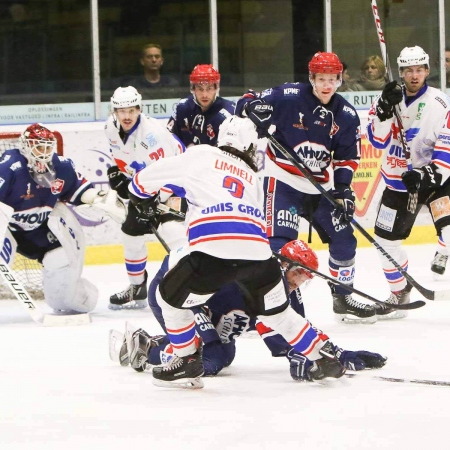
[207,124,215,139]
[51,178,65,194]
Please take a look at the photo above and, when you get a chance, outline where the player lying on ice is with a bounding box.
[0,123,125,314]
[111,239,386,382]
[111,116,386,388]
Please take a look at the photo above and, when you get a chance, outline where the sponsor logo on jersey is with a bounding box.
[140,141,148,150]
[293,112,308,130]
[0,155,11,164]
[194,310,215,332]
[10,161,22,171]
[145,132,157,147]
[20,182,34,200]
[216,309,250,343]
[261,88,273,98]
[343,105,356,117]
[11,208,52,231]
[51,178,65,195]
[283,88,300,96]
[0,177,4,189]
[277,207,299,230]
[416,102,426,120]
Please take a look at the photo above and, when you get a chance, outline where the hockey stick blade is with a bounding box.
[346,373,450,387]
[266,134,446,302]
[275,252,425,311]
[42,313,91,327]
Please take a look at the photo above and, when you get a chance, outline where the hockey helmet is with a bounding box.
[280,240,319,280]
[20,123,56,171]
[308,52,343,76]
[190,64,220,88]
[217,116,258,153]
[110,86,142,110]
[397,46,429,74]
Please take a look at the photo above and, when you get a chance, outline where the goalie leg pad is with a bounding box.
[42,247,98,313]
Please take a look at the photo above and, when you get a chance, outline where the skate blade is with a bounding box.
[377,311,408,320]
[152,377,204,389]
[334,313,377,325]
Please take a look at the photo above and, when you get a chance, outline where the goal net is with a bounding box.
[0,131,64,300]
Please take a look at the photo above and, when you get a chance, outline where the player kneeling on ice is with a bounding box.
[125,116,353,388]
[0,123,126,315]
[111,240,386,381]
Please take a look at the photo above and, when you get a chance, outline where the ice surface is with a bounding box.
[1,244,450,450]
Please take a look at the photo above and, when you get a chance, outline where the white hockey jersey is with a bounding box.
[105,113,185,191]
[129,145,272,261]
[367,85,450,191]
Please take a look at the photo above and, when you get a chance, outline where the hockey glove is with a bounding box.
[375,80,402,122]
[331,185,355,224]
[243,99,274,138]
[336,348,387,371]
[79,189,126,224]
[129,192,161,228]
[107,165,130,199]
[287,349,313,381]
[401,163,442,193]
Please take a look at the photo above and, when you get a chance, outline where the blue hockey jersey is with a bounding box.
[167,95,235,147]
[236,83,361,189]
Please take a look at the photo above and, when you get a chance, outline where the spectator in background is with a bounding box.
[337,62,352,92]
[428,47,450,88]
[121,43,179,91]
[347,55,387,91]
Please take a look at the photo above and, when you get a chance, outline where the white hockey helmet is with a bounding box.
[397,46,429,74]
[110,86,142,110]
[217,116,258,152]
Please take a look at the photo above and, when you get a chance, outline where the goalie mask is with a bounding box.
[110,86,142,111]
[397,46,429,75]
[280,239,319,282]
[20,123,57,187]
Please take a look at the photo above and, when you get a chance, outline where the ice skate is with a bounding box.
[308,342,346,382]
[109,272,148,310]
[431,251,448,279]
[376,282,412,320]
[152,348,204,389]
[330,284,377,324]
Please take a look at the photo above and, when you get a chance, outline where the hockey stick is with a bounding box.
[346,373,450,388]
[0,262,90,326]
[157,203,186,220]
[371,0,418,213]
[150,223,171,253]
[275,252,424,310]
[266,134,450,301]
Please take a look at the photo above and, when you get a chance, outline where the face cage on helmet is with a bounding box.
[24,138,56,167]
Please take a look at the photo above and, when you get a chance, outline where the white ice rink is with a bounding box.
[1,243,450,450]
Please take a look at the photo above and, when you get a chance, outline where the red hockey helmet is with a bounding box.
[280,240,319,280]
[308,52,343,75]
[190,64,220,87]
[20,123,56,173]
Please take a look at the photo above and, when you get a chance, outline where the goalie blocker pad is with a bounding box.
[159,253,289,317]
